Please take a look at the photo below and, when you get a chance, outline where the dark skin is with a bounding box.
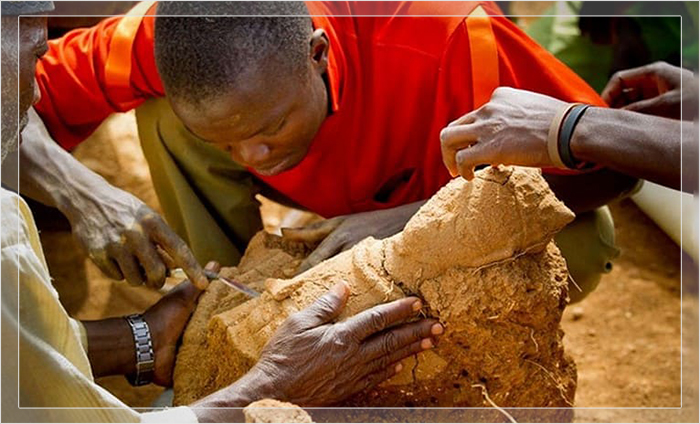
[172,29,331,177]
[174,25,636,269]
[14,17,444,414]
[282,200,426,274]
[18,108,209,290]
[602,61,697,120]
[14,19,207,291]
[191,280,443,421]
[85,266,443,414]
[83,263,208,386]
[439,62,695,193]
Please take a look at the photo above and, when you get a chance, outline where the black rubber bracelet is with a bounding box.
[558,104,591,169]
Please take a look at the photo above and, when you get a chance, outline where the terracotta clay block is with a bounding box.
[174,166,577,410]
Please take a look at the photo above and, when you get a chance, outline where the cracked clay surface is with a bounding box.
[173,166,577,415]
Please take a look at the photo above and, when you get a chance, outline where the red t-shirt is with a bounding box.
[35,1,604,218]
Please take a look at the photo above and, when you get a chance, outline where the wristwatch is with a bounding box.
[124,314,155,386]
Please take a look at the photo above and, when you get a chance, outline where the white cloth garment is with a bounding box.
[1,188,198,422]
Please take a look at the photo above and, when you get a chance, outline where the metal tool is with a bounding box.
[204,269,261,298]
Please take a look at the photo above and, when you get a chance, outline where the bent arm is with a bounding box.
[18,109,113,221]
[571,107,691,192]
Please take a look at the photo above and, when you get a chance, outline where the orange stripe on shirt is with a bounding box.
[104,1,157,89]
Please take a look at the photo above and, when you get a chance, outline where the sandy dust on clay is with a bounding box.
[33,112,697,422]
[173,166,577,419]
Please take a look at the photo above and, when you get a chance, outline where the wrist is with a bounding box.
[53,172,112,222]
[84,318,137,378]
[569,107,598,163]
[200,366,276,407]
[190,367,275,422]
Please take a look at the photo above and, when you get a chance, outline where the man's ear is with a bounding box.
[309,28,329,74]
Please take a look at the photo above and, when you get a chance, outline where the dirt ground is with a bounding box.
[33,113,698,422]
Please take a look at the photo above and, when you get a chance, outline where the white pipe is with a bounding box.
[631,181,698,262]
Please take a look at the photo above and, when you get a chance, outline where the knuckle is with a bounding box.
[382,331,399,354]
[139,211,163,230]
[148,261,167,280]
[413,323,428,341]
[368,309,388,332]
[373,355,389,372]
[652,60,666,70]
[283,312,306,332]
[308,295,337,319]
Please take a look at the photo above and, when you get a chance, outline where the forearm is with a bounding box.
[83,318,136,378]
[19,110,113,220]
[190,368,275,422]
[571,107,684,191]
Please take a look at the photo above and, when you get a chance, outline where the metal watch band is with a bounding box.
[124,314,155,386]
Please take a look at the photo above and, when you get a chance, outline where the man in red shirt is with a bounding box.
[28,1,636,296]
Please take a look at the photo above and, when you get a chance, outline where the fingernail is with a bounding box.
[335,280,350,296]
[395,363,403,373]
[421,338,434,349]
[431,323,444,335]
[412,300,422,311]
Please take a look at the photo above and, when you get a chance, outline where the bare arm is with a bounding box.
[439,85,692,198]
[82,318,136,379]
[83,277,203,386]
[571,107,691,191]
[19,108,208,289]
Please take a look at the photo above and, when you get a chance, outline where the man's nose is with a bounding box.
[238,141,271,165]
[32,78,41,105]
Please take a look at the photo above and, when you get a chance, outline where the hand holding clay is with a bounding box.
[440,87,564,180]
[249,281,442,406]
[69,185,208,289]
[282,201,423,274]
[17,108,207,289]
[142,261,216,385]
[602,61,696,119]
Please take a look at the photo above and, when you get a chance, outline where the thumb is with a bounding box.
[281,217,344,244]
[300,280,350,327]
